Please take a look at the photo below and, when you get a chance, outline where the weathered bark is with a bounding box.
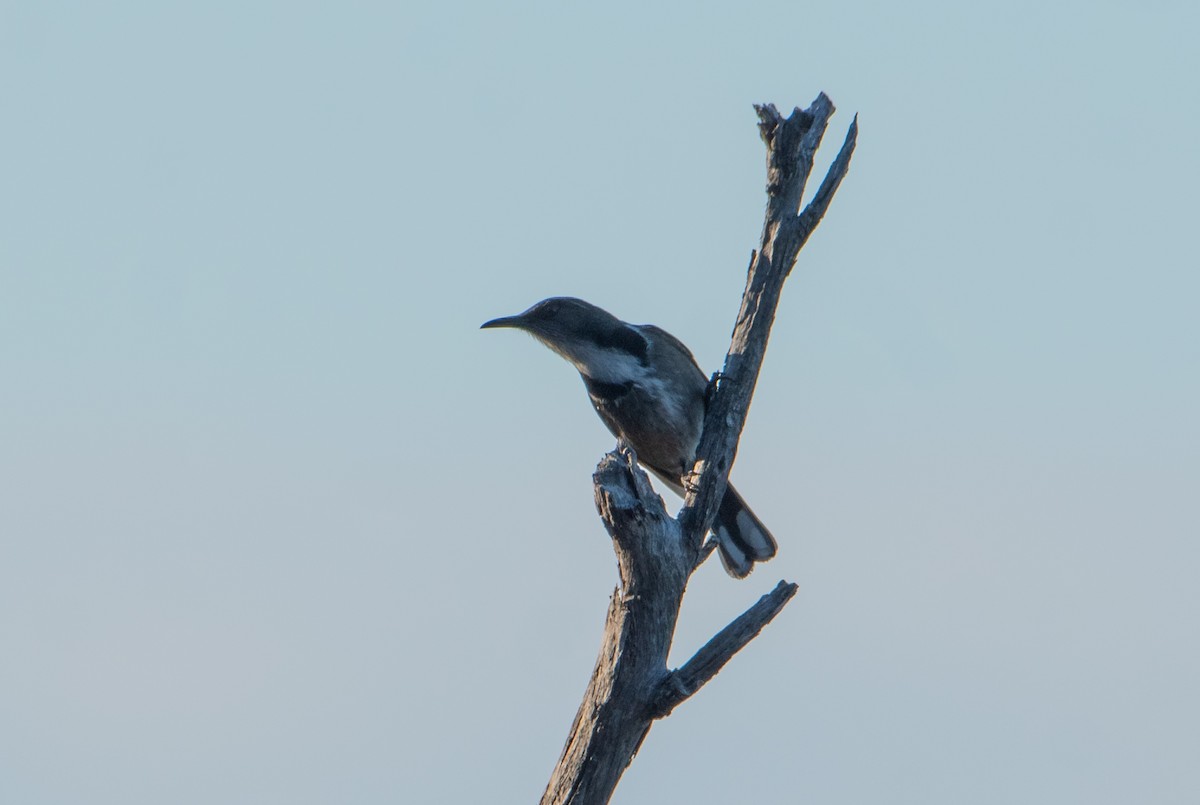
[679,98,858,551]
[540,95,857,805]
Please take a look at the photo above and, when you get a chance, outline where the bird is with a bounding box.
[481,297,777,577]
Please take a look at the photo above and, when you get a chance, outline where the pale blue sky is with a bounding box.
[2,2,1197,803]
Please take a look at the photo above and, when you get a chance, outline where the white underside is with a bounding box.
[548,333,689,428]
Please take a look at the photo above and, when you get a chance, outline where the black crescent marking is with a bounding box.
[595,324,648,364]
[583,375,634,403]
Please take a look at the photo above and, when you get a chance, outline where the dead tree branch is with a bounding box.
[540,95,856,805]
[679,99,858,553]
[651,580,799,719]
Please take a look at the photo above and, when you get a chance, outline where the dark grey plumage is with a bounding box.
[482,297,777,577]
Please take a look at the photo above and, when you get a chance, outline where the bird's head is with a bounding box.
[481,297,648,377]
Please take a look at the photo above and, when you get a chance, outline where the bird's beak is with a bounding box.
[480,314,524,330]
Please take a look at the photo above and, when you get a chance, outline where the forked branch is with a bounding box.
[540,94,856,805]
[679,99,858,553]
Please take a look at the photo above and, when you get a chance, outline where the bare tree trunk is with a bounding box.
[540,95,858,805]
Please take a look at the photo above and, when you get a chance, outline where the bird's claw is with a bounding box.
[705,371,725,406]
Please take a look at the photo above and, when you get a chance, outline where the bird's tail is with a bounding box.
[714,483,778,578]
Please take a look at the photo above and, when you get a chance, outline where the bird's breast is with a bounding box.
[585,374,703,480]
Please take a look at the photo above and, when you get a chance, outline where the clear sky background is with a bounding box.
[2,2,1197,803]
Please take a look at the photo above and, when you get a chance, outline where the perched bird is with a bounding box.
[482,297,777,577]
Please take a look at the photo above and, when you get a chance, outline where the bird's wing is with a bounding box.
[637,324,706,379]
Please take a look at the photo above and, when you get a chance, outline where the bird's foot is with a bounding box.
[705,371,725,407]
